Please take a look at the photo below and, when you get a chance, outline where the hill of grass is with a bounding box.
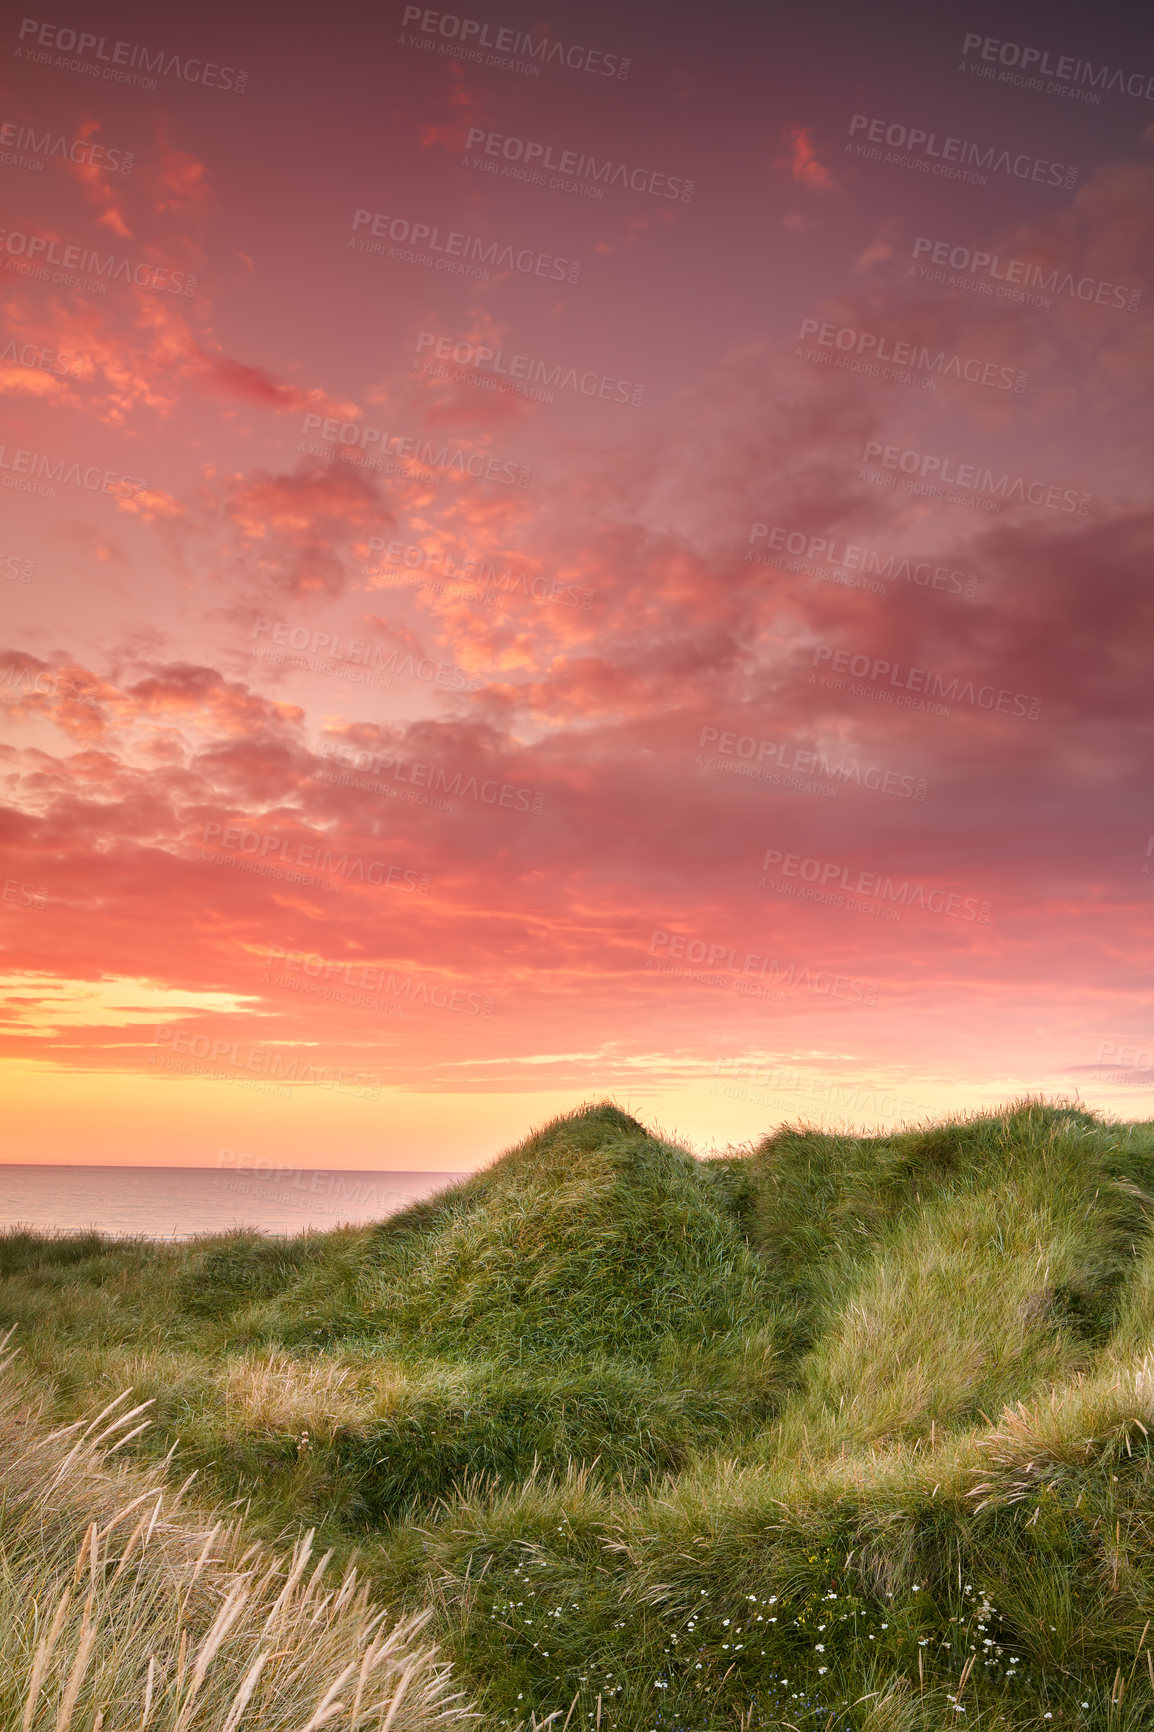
[5,1099,1154,1730]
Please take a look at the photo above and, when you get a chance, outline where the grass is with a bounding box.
[5,1098,1154,1729]
[0,1332,470,1732]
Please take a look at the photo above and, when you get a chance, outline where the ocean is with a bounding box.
[0,1165,470,1240]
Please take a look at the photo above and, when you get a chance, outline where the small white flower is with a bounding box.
[815,1644,825,1652]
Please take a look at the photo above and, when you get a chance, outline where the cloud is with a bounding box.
[776,124,837,193]
[189,351,358,416]
[419,60,487,153]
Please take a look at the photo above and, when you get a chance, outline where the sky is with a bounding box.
[1,0,1153,1168]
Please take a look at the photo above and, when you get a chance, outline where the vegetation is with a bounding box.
[0,1333,469,1732]
[5,1099,1154,1729]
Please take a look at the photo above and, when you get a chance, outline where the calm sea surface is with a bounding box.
[0,1166,470,1240]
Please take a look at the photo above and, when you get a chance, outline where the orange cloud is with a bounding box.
[776,125,836,193]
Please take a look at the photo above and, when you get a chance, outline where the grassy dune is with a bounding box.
[5,1100,1154,1729]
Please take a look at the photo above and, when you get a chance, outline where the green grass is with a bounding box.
[5,1098,1154,1729]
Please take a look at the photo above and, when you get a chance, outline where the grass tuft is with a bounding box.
[0,1345,472,1731]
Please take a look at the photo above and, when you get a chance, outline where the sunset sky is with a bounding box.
[2,0,1153,1169]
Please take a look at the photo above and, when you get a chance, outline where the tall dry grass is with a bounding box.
[0,1331,475,1732]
